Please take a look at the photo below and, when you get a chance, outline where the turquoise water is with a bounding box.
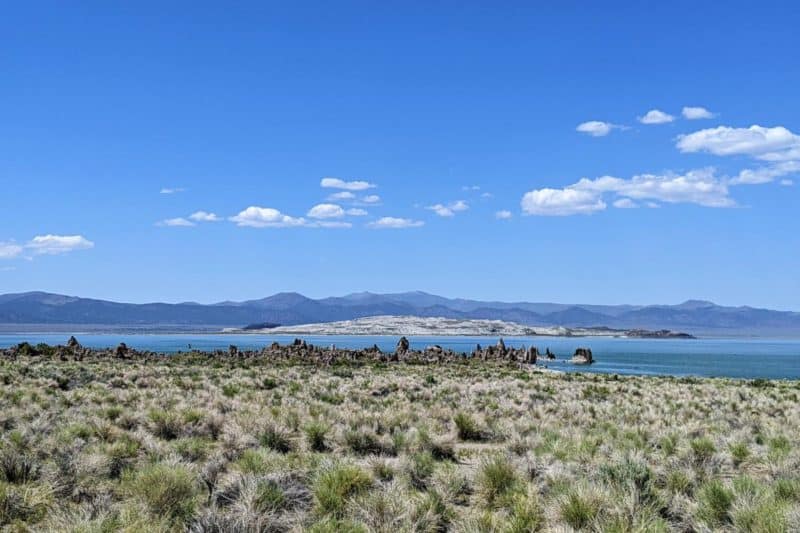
[1,333,799,379]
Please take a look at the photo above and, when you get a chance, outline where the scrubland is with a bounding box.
[1,352,799,531]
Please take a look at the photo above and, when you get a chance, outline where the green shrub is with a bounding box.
[732,498,788,533]
[411,489,452,532]
[774,478,800,502]
[253,479,288,513]
[697,480,733,526]
[0,450,39,484]
[0,481,52,526]
[262,377,279,389]
[125,463,200,524]
[666,470,692,495]
[690,437,716,463]
[476,455,519,508]
[260,425,293,453]
[313,464,372,516]
[454,412,483,441]
[148,409,183,440]
[729,441,750,465]
[768,435,790,457]
[344,429,386,456]
[560,490,601,530]
[221,383,240,398]
[507,490,545,532]
[304,421,329,452]
[407,451,436,490]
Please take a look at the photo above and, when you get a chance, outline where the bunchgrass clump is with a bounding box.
[124,462,200,525]
[314,463,372,517]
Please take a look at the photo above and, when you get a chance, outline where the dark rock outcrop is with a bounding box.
[571,347,594,364]
[114,343,129,358]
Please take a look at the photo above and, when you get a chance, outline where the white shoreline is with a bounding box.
[224,315,636,338]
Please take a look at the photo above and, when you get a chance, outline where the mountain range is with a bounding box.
[1,291,799,336]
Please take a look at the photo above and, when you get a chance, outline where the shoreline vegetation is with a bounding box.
[1,338,798,531]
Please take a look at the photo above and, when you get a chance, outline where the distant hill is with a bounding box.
[1,290,799,335]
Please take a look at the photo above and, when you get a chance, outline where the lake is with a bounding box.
[2,333,799,379]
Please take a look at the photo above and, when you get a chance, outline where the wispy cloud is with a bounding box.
[495,210,512,219]
[367,217,424,229]
[189,211,221,222]
[638,109,675,125]
[160,187,186,194]
[781,179,794,186]
[327,191,356,201]
[576,120,622,137]
[157,217,195,227]
[361,194,381,204]
[613,198,639,209]
[25,235,95,255]
[0,242,24,259]
[426,200,469,217]
[572,168,734,208]
[320,177,376,191]
[731,161,800,185]
[682,106,715,120]
[345,208,368,216]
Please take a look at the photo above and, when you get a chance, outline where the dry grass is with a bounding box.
[1,350,799,531]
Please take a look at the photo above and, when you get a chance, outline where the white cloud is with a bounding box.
[639,109,675,125]
[0,242,23,259]
[495,210,512,219]
[427,204,454,217]
[361,194,381,204]
[521,188,606,216]
[731,161,800,185]
[645,202,660,208]
[462,185,481,191]
[160,187,185,194]
[682,106,714,120]
[188,211,221,222]
[230,207,307,228]
[345,208,368,216]
[427,200,469,217]
[677,125,800,161]
[576,120,616,137]
[781,179,794,186]
[522,168,736,216]
[327,191,356,201]
[367,217,424,229]
[307,203,345,219]
[320,177,376,191]
[317,221,352,228]
[481,192,493,198]
[450,200,468,211]
[158,217,195,227]
[613,198,639,209]
[572,168,734,208]
[25,235,94,255]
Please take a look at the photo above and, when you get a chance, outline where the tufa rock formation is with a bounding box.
[571,347,594,364]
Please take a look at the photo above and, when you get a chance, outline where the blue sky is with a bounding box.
[1,1,799,309]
